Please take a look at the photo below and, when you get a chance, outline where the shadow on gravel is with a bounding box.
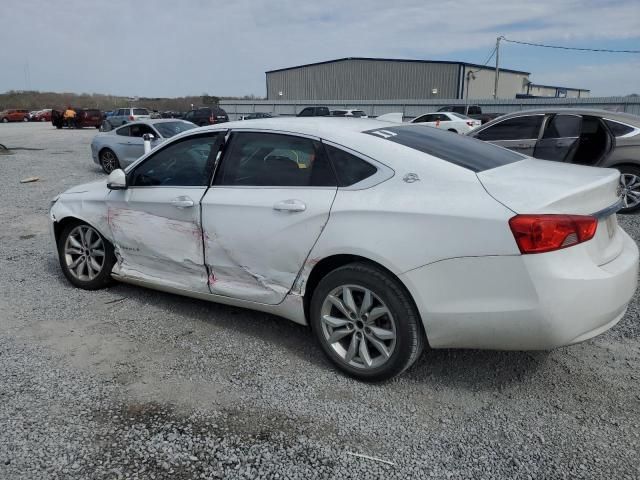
[405,347,550,391]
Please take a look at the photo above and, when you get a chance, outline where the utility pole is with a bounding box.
[494,36,502,99]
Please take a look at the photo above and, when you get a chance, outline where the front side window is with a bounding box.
[215,132,336,187]
[475,115,544,141]
[351,110,366,117]
[299,108,313,117]
[542,115,582,139]
[130,133,222,187]
[129,123,156,138]
[153,121,197,138]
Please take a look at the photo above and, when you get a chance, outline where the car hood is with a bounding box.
[62,179,107,195]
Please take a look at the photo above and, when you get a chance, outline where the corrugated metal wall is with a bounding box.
[220,97,640,120]
[266,59,460,100]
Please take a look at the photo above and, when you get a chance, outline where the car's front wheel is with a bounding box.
[310,262,424,381]
[617,165,640,214]
[58,222,116,290]
[99,148,120,174]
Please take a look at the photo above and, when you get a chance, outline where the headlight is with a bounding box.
[50,194,60,209]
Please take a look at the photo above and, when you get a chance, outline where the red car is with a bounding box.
[0,109,29,122]
[33,109,52,122]
[52,108,103,129]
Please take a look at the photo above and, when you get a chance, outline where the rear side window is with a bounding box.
[116,126,130,136]
[605,119,635,137]
[542,115,582,139]
[133,108,149,115]
[351,111,366,117]
[324,144,377,186]
[364,125,523,172]
[216,132,336,187]
[332,110,347,116]
[475,115,543,141]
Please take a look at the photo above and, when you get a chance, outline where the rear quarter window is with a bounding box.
[605,119,635,137]
[363,124,523,172]
[324,144,377,186]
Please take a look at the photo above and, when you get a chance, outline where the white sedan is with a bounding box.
[49,118,638,381]
[411,112,481,134]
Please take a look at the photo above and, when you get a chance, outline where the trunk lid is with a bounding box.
[478,158,623,265]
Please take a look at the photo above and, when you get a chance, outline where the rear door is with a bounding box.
[533,114,582,162]
[473,114,544,156]
[201,130,338,304]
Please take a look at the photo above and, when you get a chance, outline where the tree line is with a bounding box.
[0,91,263,112]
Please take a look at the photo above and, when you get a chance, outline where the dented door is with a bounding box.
[106,132,224,292]
[107,187,209,292]
[201,131,338,305]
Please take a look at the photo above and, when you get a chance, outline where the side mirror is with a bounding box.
[107,169,127,190]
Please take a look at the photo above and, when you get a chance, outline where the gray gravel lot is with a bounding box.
[1,122,639,479]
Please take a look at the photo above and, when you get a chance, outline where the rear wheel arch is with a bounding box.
[302,254,423,331]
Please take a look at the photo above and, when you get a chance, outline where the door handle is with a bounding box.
[171,196,194,208]
[273,199,306,212]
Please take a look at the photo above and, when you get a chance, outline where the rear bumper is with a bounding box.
[401,228,638,350]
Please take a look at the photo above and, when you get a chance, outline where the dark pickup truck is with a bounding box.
[437,105,502,124]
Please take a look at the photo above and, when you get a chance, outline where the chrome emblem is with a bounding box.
[403,173,420,183]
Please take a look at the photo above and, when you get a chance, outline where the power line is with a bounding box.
[502,37,640,54]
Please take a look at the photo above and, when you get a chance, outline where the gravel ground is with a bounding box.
[1,122,639,479]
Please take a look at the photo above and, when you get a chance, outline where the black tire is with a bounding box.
[617,165,640,214]
[1,118,8,123]
[57,221,116,290]
[99,148,120,174]
[310,262,425,381]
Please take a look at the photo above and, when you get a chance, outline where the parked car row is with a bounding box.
[0,109,30,122]
[51,116,639,380]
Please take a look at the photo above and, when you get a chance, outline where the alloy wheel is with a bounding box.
[100,151,117,173]
[63,225,105,281]
[320,285,397,370]
[620,173,640,210]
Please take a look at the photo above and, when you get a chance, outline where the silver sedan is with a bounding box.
[91,119,197,173]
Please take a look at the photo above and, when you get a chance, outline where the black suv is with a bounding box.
[297,106,330,117]
[183,107,229,126]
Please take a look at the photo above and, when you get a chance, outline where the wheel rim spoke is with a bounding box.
[359,338,373,367]
[368,306,389,322]
[342,286,357,314]
[359,290,372,316]
[328,294,351,318]
[344,334,359,363]
[369,326,395,341]
[68,236,82,249]
[322,315,350,328]
[366,334,391,359]
[328,328,352,344]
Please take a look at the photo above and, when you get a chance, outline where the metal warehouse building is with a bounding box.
[266,57,532,100]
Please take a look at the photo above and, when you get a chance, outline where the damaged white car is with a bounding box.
[50,118,639,381]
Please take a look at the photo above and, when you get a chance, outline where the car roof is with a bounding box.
[117,119,193,127]
[495,108,640,126]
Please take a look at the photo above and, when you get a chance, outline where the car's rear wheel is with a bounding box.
[99,149,120,174]
[2,118,8,123]
[58,222,115,290]
[310,262,424,381]
[618,165,640,214]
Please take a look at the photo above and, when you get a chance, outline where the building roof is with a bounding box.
[266,57,530,76]
[528,83,590,92]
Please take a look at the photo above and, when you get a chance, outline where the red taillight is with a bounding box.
[466,121,475,127]
[128,115,134,120]
[209,115,216,124]
[509,214,597,254]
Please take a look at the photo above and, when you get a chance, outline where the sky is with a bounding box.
[0,0,638,98]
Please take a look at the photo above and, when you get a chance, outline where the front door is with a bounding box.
[201,130,338,304]
[474,114,544,156]
[533,114,582,162]
[106,132,224,292]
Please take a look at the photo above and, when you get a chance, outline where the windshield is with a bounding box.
[153,121,197,138]
[133,108,149,115]
[363,124,523,172]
